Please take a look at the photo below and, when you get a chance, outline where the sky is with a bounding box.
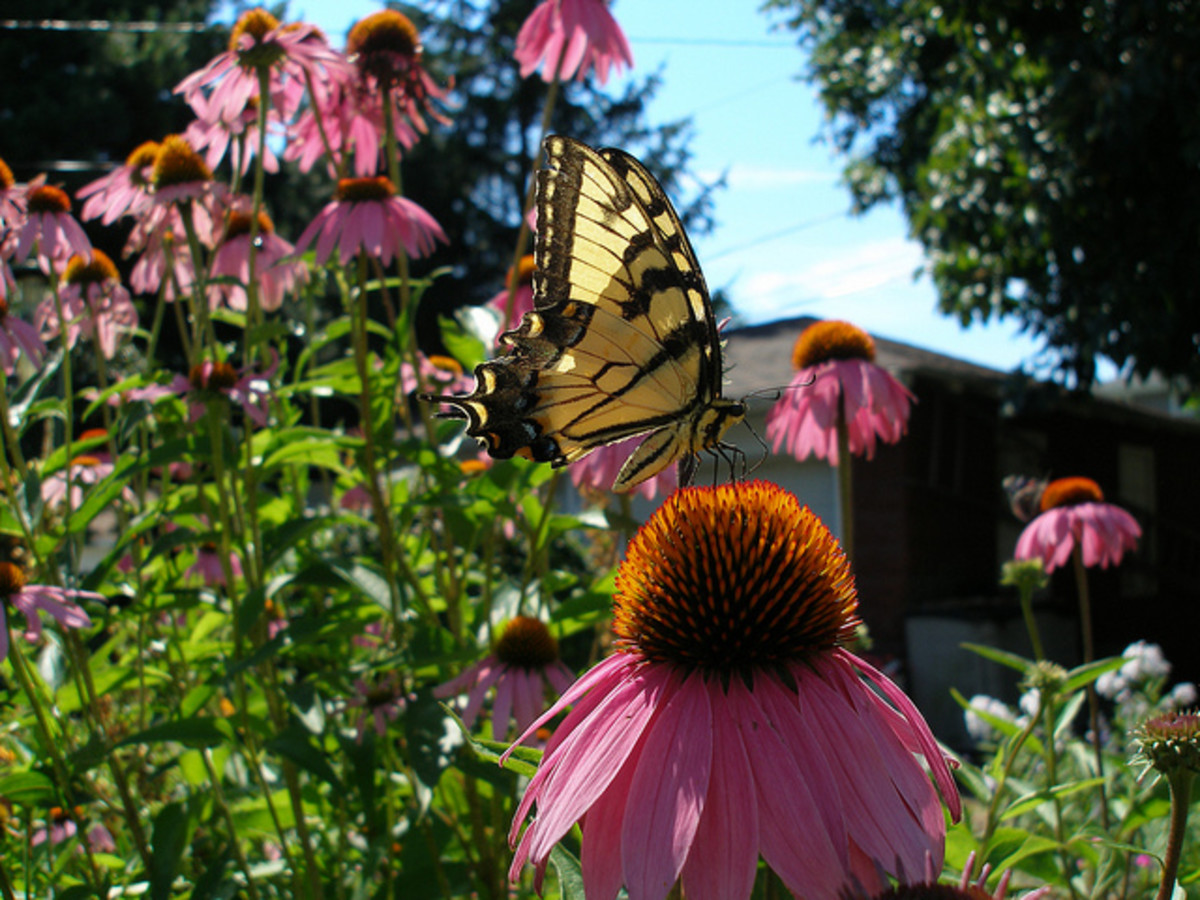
[284,0,1050,374]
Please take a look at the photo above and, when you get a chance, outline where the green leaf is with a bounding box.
[0,771,56,806]
[1063,656,1125,693]
[960,642,1035,675]
[119,716,235,749]
[150,802,190,900]
[1001,777,1108,820]
[265,724,343,791]
[549,845,586,900]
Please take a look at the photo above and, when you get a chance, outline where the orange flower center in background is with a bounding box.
[1040,476,1104,511]
[791,319,876,370]
[152,135,213,190]
[336,176,396,203]
[230,7,281,50]
[427,355,463,376]
[190,360,239,392]
[508,255,536,289]
[0,157,13,190]
[125,141,161,186]
[0,560,27,596]
[224,209,275,240]
[63,250,119,286]
[614,481,860,673]
[494,616,561,669]
[458,458,489,476]
[347,10,420,63]
[26,185,72,215]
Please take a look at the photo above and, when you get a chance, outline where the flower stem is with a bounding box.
[1072,545,1110,829]
[1156,769,1195,900]
[835,415,854,562]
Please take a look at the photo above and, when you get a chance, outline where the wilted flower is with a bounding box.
[766,320,914,465]
[435,616,575,741]
[1014,476,1141,572]
[505,481,959,900]
[514,0,634,85]
[0,561,98,663]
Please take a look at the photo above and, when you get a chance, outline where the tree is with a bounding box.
[766,0,1200,390]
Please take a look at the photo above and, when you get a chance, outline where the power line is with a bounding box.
[0,18,213,33]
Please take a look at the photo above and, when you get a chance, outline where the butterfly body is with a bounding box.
[427,135,744,493]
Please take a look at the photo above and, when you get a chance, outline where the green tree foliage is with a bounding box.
[0,0,225,179]
[766,0,1200,388]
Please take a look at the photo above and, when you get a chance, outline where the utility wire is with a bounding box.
[0,18,213,33]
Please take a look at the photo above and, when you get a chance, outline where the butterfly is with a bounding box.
[424,134,745,493]
[1002,474,1050,522]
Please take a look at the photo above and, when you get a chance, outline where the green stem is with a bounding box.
[1073,545,1110,829]
[1156,770,1195,900]
[1042,697,1081,900]
[200,748,261,900]
[973,709,1040,877]
[0,857,15,900]
[1017,577,1045,660]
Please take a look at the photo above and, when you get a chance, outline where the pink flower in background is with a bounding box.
[176,9,345,128]
[569,435,677,500]
[346,672,407,741]
[0,561,98,663]
[296,175,446,265]
[488,254,536,332]
[435,616,575,741]
[0,155,27,226]
[184,96,282,178]
[505,482,959,900]
[186,542,243,587]
[171,352,279,428]
[767,319,914,465]
[208,207,306,311]
[398,353,473,397]
[515,0,634,85]
[36,250,138,358]
[0,294,46,375]
[1015,476,1141,572]
[125,214,197,300]
[147,134,228,214]
[10,184,92,274]
[41,432,117,510]
[77,141,160,225]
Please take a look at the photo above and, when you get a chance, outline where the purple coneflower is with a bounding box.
[1014,476,1141,572]
[208,208,306,312]
[0,295,46,376]
[296,175,446,265]
[10,184,92,275]
[435,616,575,741]
[767,320,914,465]
[0,561,97,663]
[77,141,160,226]
[514,0,634,85]
[186,541,243,587]
[36,250,138,359]
[346,672,407,741]
[505,480,960,900]
[171,353,278,428]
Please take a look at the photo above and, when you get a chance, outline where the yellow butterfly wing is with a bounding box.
[426,135,744,492]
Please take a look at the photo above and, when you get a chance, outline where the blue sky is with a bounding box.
[284,0,1048,373]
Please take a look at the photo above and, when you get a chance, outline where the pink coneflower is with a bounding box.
[175,9,346,129]
[125,215,198,300]
[0,561,97,663]
[41,432,117,510]
[296,175,446,265]
[31,806,80,848]
[346,672,407,741]
[435,616,575,741]
[1014,477,1141,572]
[10,184,92,275]
[514,0,634,85]
[569,434,678,500]
[0,295,47,375]
[77,141,160,225]
[208,208,306,312]
[148,134,227,215]
[186,541,243,587]
[171,352,278,428]
[505,481,960,900]
[184,95,282,178]
[36,250,138,359]
[488,254,536,333]
[345,11,449,137]
[766,320,914,465]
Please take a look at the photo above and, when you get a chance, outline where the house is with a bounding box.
[721,316,1200,746]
